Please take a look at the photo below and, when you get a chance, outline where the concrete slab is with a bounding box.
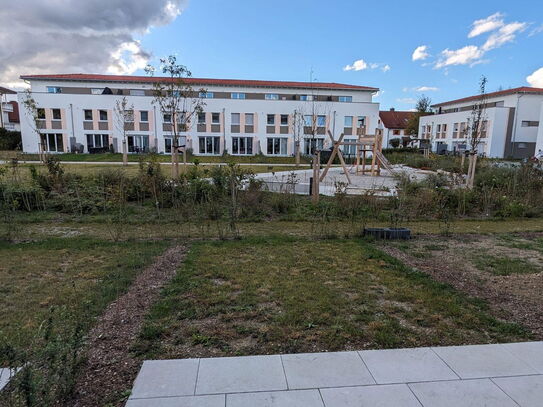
[130,359,200,399]
[493,375,543,407]
[409,379,518,407]
[501,341,543,374]
[195,355,287,395]
[126,395,225,407]
[281,351,375,389]
[432,343,537,379]
[359,347,458,384]
[226,389,324,407]
[320,384,422,407]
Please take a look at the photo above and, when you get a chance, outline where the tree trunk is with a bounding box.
[312,152,320,204]
[469,153,478,189]
[171,142,180,178]
[460,153,465,171]
[122,139,128,166]
[295,142,300,167]
[466,154,473,188]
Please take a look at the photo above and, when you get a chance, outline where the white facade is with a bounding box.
[419,88,543,158]
[0,90,20,132]
[18,75,380,157]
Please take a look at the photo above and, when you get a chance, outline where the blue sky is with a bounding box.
[136,2,539,109]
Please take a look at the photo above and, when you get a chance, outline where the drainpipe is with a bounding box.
[510,94,522,158]
[222,107,226,154]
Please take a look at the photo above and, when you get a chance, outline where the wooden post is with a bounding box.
[312,152,320,203]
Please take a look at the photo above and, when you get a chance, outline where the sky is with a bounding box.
[1,0,542,110]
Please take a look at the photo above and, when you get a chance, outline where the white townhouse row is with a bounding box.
[419,87,543,158]
[18,74,380,158]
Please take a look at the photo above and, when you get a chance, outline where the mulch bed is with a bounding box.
[68,244,188,407]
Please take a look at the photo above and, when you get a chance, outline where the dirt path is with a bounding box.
[68,244,188,407]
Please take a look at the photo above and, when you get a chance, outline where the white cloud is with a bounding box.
[412,45,429,61]
[415,86,439,92]
[343,59,368,71]
[396,97,417,104]
[529,24,543,37]
[527,67,543,87]
[482,22,527,51]
[381,64,391,72]
[435,45,484,68]
[468,12,504,38]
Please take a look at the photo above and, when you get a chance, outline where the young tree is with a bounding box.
[113,96,134,166]
[463,76,488,189]
[22,89,46,162]
[405,95,432,138]
[145,55,206,178]
[292,109,304,166]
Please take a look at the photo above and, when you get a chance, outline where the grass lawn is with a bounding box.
[134,237,529,359]
[0,237,169,348]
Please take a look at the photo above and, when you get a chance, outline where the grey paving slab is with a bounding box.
[359,347,458,384]
[501,341,543,374]
[0,368,12,392]
[493,375,543,407]
[281,351,375,389]
[409,379,518,407]
[195,355,287,395]
[226,389,324,407]
[432,343,537,379]
[126,395,225,407]
[130,359,200,399]
[320,384,422,407]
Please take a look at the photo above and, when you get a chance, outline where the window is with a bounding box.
[211,112,220,124]
[357,116,365,127]
[199,92,214,98]
[232,137,253,155]
[99,110,108,121]
[163,113,172,123]
[280,114,289,126]
[442,123,448,133]
[47,86,62,94]
[453,123,459,138]
[339,96,352,102]
[199,136,220,154]
[231,93,246,99]
[42,133,64,152]
[342,138,357,156]
[267,137,287,155]
[140,111,148,122]
[436,124,441,133]
[52,109,61,120]
[129,89,145,96]
[37,108,46,119]
[245,113,254,125]
[304,115,313,126]
[393,129,400,136]
[231,113,240,125]
[304,138,324,155]
[344,116,353,127]
[84,109,93,121]
[267,114,275,125]
[481,120,488,137]
[125,110,134,122]
[127,135,149,153]
[521,121,539,127]
[300,95,314,101]
[197,112,206,124]
[317,115,326,127]
[265,94,279,100]
[86,134,109,151]
[91,88,103,95]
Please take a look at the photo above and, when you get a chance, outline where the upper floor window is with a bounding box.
[211,112,220,124]
[245,113,254,125]
[267,114,275,125]
[265,94,279,100]
[199,92,214,99]
[140,111,149,122]
[91,88,103,95]
[303,115,313,126]
[231,93,246,99]
[84,109,93,121]
[231,113,240,125]
[47,86,62,94]
[521,121,539,127]
[125,110,134,122]
[99,110,108,121]
[197,112,206,124]
[317,115,326,127]
[163,113,172,123]
[52,109,62,120]
[344,116,353,127]
[339,96,352,102]
[130,89,145,96]
[300,95,314,101]
[357,116,365,127]
[280,114,289,126]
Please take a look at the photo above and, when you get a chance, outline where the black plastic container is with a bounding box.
[363,227,411,240]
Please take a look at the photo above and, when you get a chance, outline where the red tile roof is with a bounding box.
[19,73,379,92]
[0,86,17,95]
[432,87,543,107]
[7,101,20,123]
[379,110,414,129]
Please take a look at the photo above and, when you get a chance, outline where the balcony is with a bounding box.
[1,103,13,112]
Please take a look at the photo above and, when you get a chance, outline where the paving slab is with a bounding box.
[126,395,225,407]
[281,351,375,389]
[130,359,200,399]
[493,375,543,407]
[409,379,518,407]
[320,384,422,407]
[0,368,12,392]
[359,347,458,384]
[432,343,537,379]
[501,342,543,374]
[226,389,324,407]
[195,355,287,395]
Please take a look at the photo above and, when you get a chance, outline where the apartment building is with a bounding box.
[0,86,20,132]
[379,109,414,148]
[419,87,543,158]
[18,74,380,157]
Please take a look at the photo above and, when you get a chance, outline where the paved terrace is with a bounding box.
[127,341,543,406]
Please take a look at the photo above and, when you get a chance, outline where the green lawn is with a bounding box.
[134,237,529,359]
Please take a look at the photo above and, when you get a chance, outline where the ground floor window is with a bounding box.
[267,137,287,155]
[199,136,220,155]
[41,133,64,152]
[304,138,324,155]
[86,134,109,152]
[232,137,253,155]
[342,138,357,157]
[165,137,172,153]
[128,134,149,153]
